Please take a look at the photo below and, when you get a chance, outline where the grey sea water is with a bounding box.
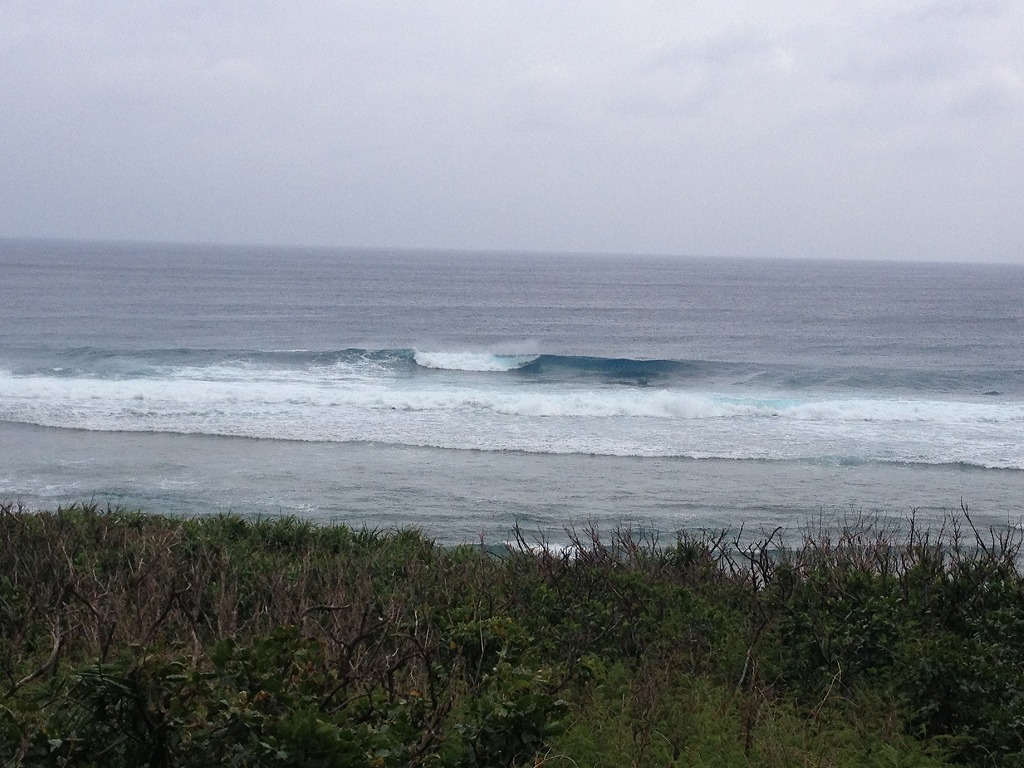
[1,239,1022,542]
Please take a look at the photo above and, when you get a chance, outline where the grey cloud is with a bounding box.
[917,0,1004,22]
[644,28,776,71]
[614,29,784,119]
[1,1,1022,262]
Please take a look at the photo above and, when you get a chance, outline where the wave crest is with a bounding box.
[413,351,539,372]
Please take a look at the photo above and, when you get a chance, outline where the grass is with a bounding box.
[1,501,1022,766]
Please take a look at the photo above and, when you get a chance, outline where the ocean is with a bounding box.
[1,238,1022,543]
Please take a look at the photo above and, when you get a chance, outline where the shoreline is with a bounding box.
[4,418,1022,547]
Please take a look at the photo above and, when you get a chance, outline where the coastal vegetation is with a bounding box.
[1,502,1022,767]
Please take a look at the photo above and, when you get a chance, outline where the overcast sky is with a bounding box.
[2,2,1022,262]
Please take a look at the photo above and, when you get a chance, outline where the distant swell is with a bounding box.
[12,347,722,384]
[10,347,1021,397]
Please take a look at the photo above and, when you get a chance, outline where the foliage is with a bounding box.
[1,502,1023,766]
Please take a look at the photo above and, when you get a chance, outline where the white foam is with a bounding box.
[1,368,1022,469]
[413,351,538,372]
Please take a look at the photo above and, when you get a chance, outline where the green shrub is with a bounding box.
[2,502,1023,766]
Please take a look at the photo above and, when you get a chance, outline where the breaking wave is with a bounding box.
[412,351,538,372]
[1,348,1022,470]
